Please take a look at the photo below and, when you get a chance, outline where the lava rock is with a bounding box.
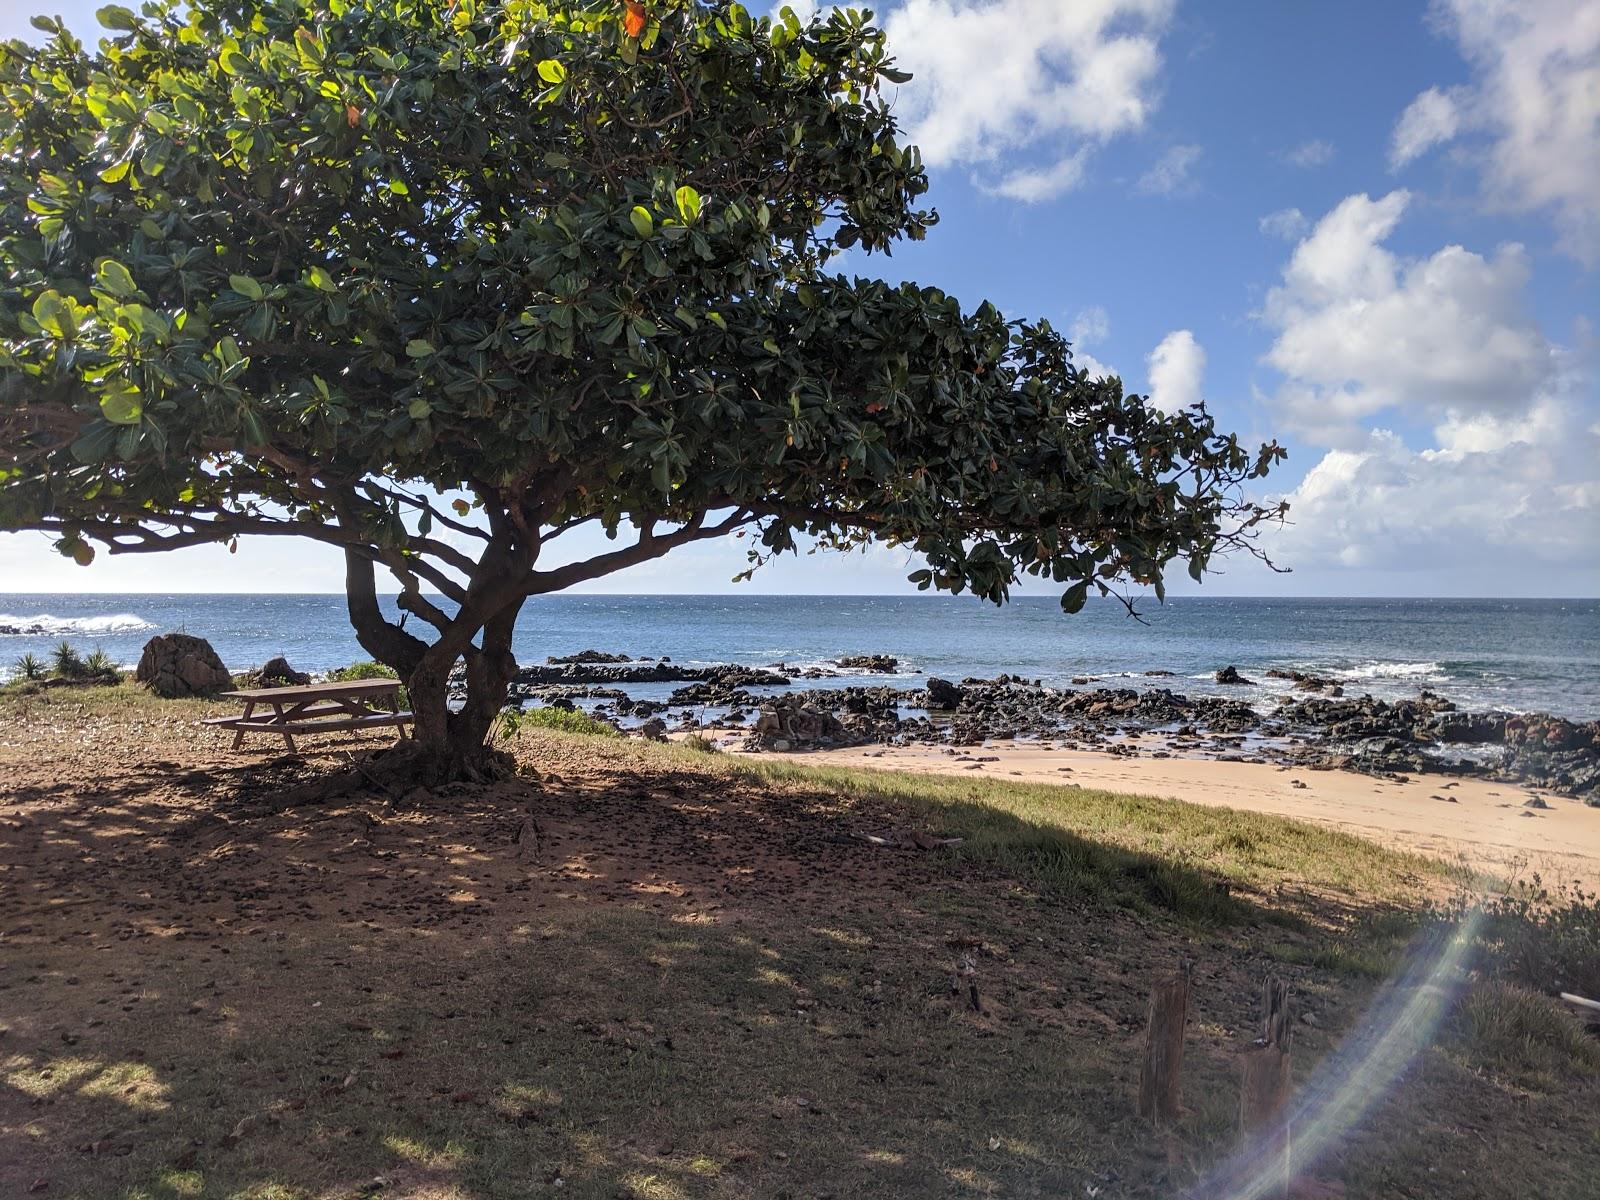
[135,633,232,698]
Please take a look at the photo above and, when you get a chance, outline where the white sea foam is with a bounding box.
[1333,661,1446,681]
[0,612,155,636]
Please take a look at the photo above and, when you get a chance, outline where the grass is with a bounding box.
[501,705,622,739]
[1454,980,1600,1087]
[529,731,1448,924]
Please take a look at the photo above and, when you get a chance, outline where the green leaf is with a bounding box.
[629,206,654,239]
[99,159,132,184]
[674,185,701,223]
[305,266,338,292]
[218,45,248,76]
[95,259,137,298]
[388,179,410,196]
[99,381,143,425]
[31,291,74,338]
[405,339,435,358]
[1060,580,1090,614]
[228,274,264,301]
[536,59,566,83]
[96,5,137,31]
[408,398,433,420]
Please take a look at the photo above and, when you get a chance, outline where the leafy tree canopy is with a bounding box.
[0,0,1285,771]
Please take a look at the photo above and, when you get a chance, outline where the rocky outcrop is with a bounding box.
[547,649,632,665]
[135,634,233,698]
[506,661,789,690]
[1265,668,1343,694]
[746,697,852,751]
[836,654,899,672]
[924,677,964,709]
[1214,666,1256,686]
[235,656,310,689]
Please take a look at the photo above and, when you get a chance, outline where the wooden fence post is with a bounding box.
[1137,961,1192,1124]
[1240,975,1294,1194]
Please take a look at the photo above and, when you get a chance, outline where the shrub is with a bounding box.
[1436,878,1600,999]
[50,641,86,678]
[680,733,722,753]
[1455,980,1599,1082]
[13,652,44,681]
[328,660,399,682]
[82,648,118,676]
[499,705,620,739]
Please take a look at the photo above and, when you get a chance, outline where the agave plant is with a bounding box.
[50,641,86,679]
[13,652,44,681]
[82,648,118,677]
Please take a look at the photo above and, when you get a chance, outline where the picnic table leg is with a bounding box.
[232,700,256,751]
[270,701,298,754]
[391,688,409,738]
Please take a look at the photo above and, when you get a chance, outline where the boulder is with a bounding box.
[924,677,964,709]
[837,654,899,672]
[547,649,632,665]
[638,717,668,741]
[135,633,233,698]
[236,655,310,689]
[1214,666,1256,686]
[747,697,850,750]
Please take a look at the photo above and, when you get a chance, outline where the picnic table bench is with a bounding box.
[205,678,412,752]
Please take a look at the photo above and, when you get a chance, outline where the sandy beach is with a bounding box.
[741,738,1600,887]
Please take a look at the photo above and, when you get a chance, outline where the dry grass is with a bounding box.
[1,690,1597,1199]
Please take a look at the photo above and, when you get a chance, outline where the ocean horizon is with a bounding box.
[2,592,1596,721]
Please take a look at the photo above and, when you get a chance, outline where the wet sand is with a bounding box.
[738,739,1600,887]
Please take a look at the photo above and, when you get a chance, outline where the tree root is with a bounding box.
[259,740,518,809]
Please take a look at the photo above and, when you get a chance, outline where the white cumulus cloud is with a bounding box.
[1284,139,1336,167]
[1136,144,1202,195]
[1263,191,1560,441]
[883,0,1177,200]
[1399,0,1600,262]
[1389,85,1462,168]
[1259,191,1600,582]
[1258,208,1308,240]
[1146,330,1205,413]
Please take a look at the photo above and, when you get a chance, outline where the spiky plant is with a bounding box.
[13,652,44,680]
[50,641,85,678]
[82,648,117,677]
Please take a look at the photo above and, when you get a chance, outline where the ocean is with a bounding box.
[1,594,1596,720]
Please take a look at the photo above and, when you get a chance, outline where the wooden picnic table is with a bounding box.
[205,678,412,752]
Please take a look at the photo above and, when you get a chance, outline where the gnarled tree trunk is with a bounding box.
[339,548,528,790]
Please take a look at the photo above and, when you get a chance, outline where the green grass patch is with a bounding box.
[503,705,621,739]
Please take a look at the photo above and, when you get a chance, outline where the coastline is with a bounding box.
[731,736,1600,887]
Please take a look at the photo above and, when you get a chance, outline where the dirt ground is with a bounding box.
[2,692,1597,1199]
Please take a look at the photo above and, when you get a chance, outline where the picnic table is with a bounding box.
[205,678,412,752]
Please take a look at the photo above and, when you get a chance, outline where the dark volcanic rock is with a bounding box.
[136,633,232,698]
[924,678,964,709]
[509,661,789,688]
[836,654,899,672]
[746,697,852,751]
[1214,666,1256,686]
[547,649,632,665]
[1265,668,1343,694]
[235,656,310,689]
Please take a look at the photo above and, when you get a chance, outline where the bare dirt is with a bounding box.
[2,694,1596,1199]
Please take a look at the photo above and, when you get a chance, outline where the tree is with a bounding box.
[0,0,1285,783]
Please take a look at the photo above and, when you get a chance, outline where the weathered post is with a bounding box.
[1240,975,1294,1194]
[1137,961,1193,1124]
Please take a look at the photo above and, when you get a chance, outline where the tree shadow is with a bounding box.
[0,729,1511,1199]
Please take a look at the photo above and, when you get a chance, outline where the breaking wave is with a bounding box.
[1333,660,1447,681]
[0,612,155,637]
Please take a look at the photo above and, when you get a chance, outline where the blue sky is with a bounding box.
[2,0,1596,596]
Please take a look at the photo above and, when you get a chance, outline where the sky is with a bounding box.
[1,0,1596,597]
